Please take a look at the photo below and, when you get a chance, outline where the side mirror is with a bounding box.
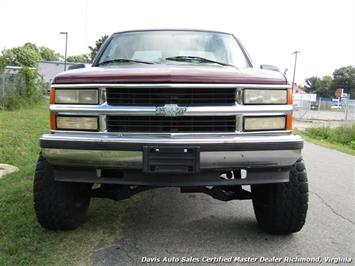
[68,64,86,70]
[260,64,281,72]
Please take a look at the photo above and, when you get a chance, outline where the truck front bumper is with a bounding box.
[40,133,303,186]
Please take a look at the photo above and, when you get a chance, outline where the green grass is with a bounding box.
[295,125,355,156]
[0,102,131,265]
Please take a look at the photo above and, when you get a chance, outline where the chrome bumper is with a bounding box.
[40,133,303,169]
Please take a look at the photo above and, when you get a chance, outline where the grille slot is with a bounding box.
[107,116,236,133]
[106,88,235,106]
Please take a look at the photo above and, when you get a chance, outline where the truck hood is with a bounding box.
[53,64,287,85]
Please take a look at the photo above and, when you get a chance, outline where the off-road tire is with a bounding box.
[33,155,92,230]
[251,158,308,234]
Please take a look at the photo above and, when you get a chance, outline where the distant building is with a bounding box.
[2,65,36,74]
[293,84,306,94]
[37,61,78,84]
[293,83,316,102]
[3,66,22,74]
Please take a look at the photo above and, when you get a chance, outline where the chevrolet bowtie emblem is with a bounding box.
[156,104,187,117]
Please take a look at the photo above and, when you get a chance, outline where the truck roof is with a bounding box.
[113,29,233,35]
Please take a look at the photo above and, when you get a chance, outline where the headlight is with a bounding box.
[244,116,286,131]
[243,89,287,105]
[55,89,99,104]
[56,116,98,131]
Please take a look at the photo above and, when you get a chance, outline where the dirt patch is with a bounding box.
[0,164,19,178]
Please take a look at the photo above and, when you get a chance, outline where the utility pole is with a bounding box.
[60,32,68,71]
[291,51,301,92]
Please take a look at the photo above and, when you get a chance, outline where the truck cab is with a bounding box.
[34,30,308,234]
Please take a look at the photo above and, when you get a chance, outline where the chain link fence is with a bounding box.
[293,97,355,121]
[344,99,355,121]
[0,67,44,109]
[0,71,24,98]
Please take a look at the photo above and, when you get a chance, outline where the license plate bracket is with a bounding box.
[143,146,200,174]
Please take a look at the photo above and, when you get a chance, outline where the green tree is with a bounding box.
[21,43,61,61]
[1,46,41,67]
[331,65,355,98]
[0,58,5,72]
[88,35,109,61]
[0,43,61,67]
[67,54,90,63]
[38,46,62,61]
[304,75,333,97]
[23,42,39,52]
[305,76,322,94]
[321,75,333,97]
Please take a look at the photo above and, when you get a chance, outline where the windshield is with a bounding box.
[96,31,251,68]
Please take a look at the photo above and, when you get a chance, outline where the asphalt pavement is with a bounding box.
[92,142,354,266]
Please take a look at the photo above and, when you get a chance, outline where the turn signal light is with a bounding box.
[286,114,293,130]
[287,88,293,105]
[49,88,55,104]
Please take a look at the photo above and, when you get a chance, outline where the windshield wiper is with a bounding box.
[165,56,235,67]
[98,58,154,65]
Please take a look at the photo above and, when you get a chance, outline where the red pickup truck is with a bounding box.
[34,30,308,234]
